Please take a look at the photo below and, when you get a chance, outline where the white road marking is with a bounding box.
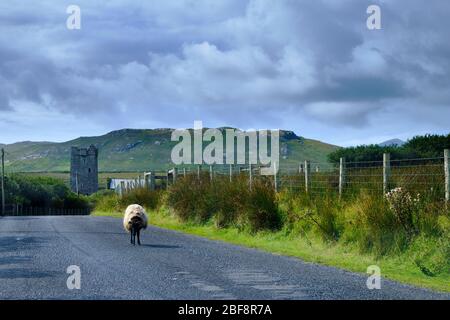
[226,269,308,299]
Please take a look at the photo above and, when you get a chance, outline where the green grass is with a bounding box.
[93,208,450,293]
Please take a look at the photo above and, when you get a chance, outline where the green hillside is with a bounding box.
[2,129,338,172]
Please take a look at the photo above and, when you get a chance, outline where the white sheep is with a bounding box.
[123,204,148,245]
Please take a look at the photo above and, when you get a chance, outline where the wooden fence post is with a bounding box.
[304,160,310,193]
[183,168,186,177]
[383,153,391,195]
[445,149,449,203]
[210,165,213,182]
[229,164,233,182]
[339,157,345,198]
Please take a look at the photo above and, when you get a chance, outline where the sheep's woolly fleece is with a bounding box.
[123,204,148,232]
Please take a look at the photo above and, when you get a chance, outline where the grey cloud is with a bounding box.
[0,0,449,144]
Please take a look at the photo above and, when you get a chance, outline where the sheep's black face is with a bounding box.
[129,216,144,245]
[130,217,144,231]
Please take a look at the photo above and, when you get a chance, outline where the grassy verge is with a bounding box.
[93,208,450,293]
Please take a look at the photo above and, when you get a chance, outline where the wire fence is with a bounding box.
[276,157,447,198]
[146,151,450,201]
[21,150,440,202]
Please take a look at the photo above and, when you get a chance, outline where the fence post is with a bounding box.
[197,165,201,180]
[249,163,253,191]
[119,181,125,197]
[166,170,169,189]
[274,162,278,193]
[150,172,155,190]
[229,164,233,182]
[172,168,177,184]
[383,153,391,195]
[339,157,345,198]
[183,168,186,177]
[445,149,449,203]
[210,165,213,182]
[304,160,310,193]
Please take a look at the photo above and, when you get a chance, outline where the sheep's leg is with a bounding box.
[130,229,134,245]
[137,229,141,246]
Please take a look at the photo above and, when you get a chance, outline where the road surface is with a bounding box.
[0,216,448,300]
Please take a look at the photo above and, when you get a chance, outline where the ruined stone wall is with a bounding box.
[70,145,98,195]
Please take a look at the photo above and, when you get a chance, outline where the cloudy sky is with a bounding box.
[0,0,449,146]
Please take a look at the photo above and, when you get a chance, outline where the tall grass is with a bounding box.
[277,188,450,276]
[167,173,281,232]
[90,188,162,213]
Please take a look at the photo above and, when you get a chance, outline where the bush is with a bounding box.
[213,175,249,228]
[344,192,404,256]
[411,235,450,277]
[121,188,162,211]
[313,195,342,241]
[385,187,419,236]
[243,179,281,232]
[90,188,162,213]
[4,174,89,209]
[167,174,281,232]
[167,173,216,223]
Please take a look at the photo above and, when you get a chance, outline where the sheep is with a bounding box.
[123,204,148,245]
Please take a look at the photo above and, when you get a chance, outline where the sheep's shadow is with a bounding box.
[139,244,181,249]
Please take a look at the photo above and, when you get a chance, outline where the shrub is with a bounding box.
[312,195,342,241]
[411,235,450,277]
[345,191,405,256]
[93,192,121,212]
[278,190,319,238]
[121,188,162,211]
[4,174,89,209]
[91,188,162,213]
[213,175,249,228]
[167,173,281,232]
[243,178,281,233]
[167,173,216,223]
[385,187,419,236]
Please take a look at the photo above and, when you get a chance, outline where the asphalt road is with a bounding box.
[0,216,448,300]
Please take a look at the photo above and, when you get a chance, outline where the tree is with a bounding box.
[327,133,450,165]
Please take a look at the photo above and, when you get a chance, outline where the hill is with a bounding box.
[2,129,339,172]
[378,139,405,147]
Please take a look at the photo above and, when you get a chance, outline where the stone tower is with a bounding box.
[70,145,98,195]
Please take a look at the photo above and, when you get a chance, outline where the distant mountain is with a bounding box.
[378,139,405,147]
[2,128,339,172]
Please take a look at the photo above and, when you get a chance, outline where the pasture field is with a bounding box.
[15,171,144,190]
